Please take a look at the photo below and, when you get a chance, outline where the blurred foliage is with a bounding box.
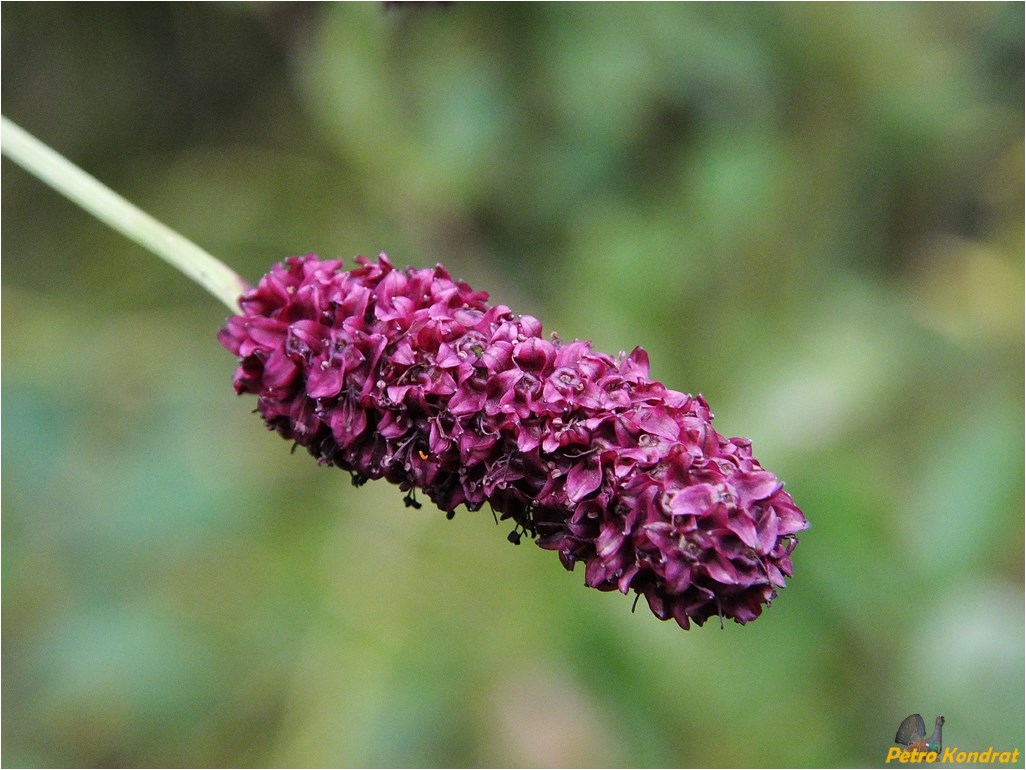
[2,3,1023,768]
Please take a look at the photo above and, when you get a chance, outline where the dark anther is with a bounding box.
[350,473,368,488]
[507,529,522,545]
[403,490,423,509]
[446,510,456,520]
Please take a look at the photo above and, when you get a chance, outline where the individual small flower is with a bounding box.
[218,253,808,629]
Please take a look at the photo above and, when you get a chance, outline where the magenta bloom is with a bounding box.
[218,254,808,629]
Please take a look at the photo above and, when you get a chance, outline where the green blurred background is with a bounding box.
[2,3,1023,767]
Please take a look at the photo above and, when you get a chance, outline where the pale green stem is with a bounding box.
[1,115,248,312]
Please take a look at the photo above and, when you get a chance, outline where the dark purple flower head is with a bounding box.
[219,254,808,629]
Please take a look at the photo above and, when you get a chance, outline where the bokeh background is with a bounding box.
[2,3,1023,767]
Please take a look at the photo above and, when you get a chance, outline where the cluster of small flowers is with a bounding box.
[218,254,808,629]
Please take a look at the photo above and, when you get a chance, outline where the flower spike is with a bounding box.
[219,254,808,629]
